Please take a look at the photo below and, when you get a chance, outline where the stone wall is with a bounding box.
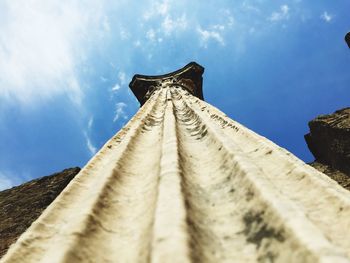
[0,167,80,257]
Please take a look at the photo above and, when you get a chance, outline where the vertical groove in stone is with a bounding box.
[150,89,191,263]
[172,88,256,262]
[186,94,350,259]
[55,89,167,263]
[174,88,349,262]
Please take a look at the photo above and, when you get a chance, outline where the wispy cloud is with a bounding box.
[143,0,170,20]
[84,116,96,156]
[161,14,188,35]
[146,29,157,42]
[102,16,111,33]
[226,13,235,27]
[110,70,128,96]
[134,40,142,47]
[241,1,261,13]
[0,1,105,106]
[119,27,130,40]
[142,0,187,39]
[196,9,235,48]
[84,132,97,156]
[111,84,121,92]
[197,26,225,47]
[157,1,169,16]
[321,11,333,23]
[88,117,94,130]
[100,76,108,82]
[118,71,127,85]
[268,5,290,21]
[113,102,128,122]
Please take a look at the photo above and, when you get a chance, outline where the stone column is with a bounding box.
[2,63,350,263]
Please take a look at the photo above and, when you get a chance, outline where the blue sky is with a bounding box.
[0,0,349,190]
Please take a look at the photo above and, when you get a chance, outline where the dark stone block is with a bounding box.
[305,107,350,175]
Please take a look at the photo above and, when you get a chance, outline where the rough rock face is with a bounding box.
[305,107,350,176]
[309,162,350,191]
[0,167,80,258]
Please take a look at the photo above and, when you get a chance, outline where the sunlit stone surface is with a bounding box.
[2,63,350,263]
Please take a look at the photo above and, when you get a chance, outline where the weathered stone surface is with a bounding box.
[305,107,350,175]
[3,65,350,262]
[0,167,80,258]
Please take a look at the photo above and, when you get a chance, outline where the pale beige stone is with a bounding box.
[2,78,350,263]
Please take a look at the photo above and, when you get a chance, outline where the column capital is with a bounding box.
[129,62,204,106]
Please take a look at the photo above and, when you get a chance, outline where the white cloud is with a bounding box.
[227,16,234,27]
[241,2,261,13]
[86,139,97,155]
[195,9,234,48]
[143,1,188,38]
[321,11,333,22]
[0,172,14,191]
[158,1,169,16]
[110,71,128,96]
[143,0,170,20]
[0,0,104,106]
[161,14,187,35]
[281,5,290,13]
[111,84,121,92]
[268,5,290,21]
[213,24,225,31]
[88,116,94,130]
[84,131,97,156]
[102,16,111,33]
[222,9,235,27]
[197,27,225,47]
[146,29,156,42]
[113,102,128,122]
[134,40,142,47]
[118,71,127,85]
[84,116,96,156]
[145,13,188,40]
[100,76,108,82]
[120,27,129,40]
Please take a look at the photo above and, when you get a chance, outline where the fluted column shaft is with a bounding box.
[2,86,350,263]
